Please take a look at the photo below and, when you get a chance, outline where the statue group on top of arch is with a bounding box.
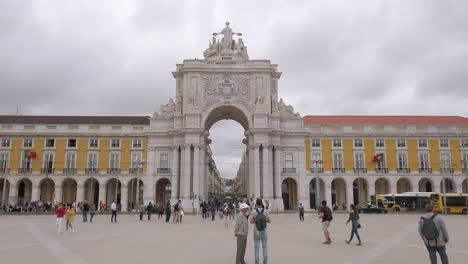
[203,22,249,61]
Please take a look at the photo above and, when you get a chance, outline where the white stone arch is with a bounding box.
[127,178,144,210]
[16,178,33,205]
[84,178,100,206]
[39,178,55,203]
[396,177,413,193]
[418,178,434,192]
[440,178,456,193]
[331,177,347,209]
[105,178,122,206]
[282,177,299,210]
[375,177,390,194]
[201,102,252,131]
[155,177,172,206]
[62,178,77,203]
[309,178,325,209]
[353,177,369,205]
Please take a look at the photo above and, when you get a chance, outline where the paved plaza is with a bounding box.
[0,212,467,264]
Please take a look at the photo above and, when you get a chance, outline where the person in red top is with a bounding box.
[55,203,66,234]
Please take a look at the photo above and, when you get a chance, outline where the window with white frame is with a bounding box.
[397,139,406,148]
[132,153,142,169]
[88,153,98,170]
[1,138,11,148]
[44,153,54,169]
[440,153,451,169]
[398,153,408,169]
[419,153,429,169]
[159,153,168,169]
[45,139,55,148]
[463,152,468,169]
[21,153,31,170]
[311,153,322,169]
[133,139,142,148]
[462,139,468,147]
[111,139,120,148]
[67,139,77,148]
[418,139,428,148]
[375,154,386,169]
[375,139,385,148]
[285,154,294,168]
[66,153,76,169]
[0,153,9,171]
[355,153,365,168]
[354,139,363,148]
[23,139,33,148]
[439,139,449,148]
[333,153,343,169]
[89,139,99,148]
[311,139,320,148]
[332,139,342,148]
[110,153,120,169]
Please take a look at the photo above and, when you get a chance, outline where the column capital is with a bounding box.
[274,145,283,151]
[148,146,157,151]
[171,145,180,151]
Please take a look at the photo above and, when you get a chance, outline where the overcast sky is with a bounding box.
[1,1,468,179]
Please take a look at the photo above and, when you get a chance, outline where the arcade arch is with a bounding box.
[463,179,467,193]
[440,179,456,193]
[39,178,54,202]
[155,178,171,206]
[84,178,99,206]
[331,178,347,208]
[353,178,368,205]
[396,178,412,193]
[128,178,144,210]
[17,178,32,205]
[106,178,121,206]
[282,178,298,210]
[309,178,325,209]
[418,178,433,192]
[375,178,390,194]
[0,178,10,204]
[62,178,77,203]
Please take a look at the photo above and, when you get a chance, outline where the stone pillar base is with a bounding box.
[270,198,284,213]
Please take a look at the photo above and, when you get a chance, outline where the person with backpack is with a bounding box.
[345,204,362,246]
[249,199,271,264]
[319,200,333,244]
[298,203,305,221]
[173,200,181,223]
[418,204,449,264]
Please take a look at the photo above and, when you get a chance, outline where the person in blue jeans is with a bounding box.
[419,204,449,264]
[250,199,271,264]
[345,204,362,246]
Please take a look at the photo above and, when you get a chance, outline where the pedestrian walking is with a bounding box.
[111,201,118,223]
[174,200,181,223]
[55,203,66,234]
[345,204,362,246]
[298,203,305,221]
[180,207,184,223]
[223,203,230,228]
[82,200,89,222]
[201,201,208,219]
[66,204,75,233]
[419,204,449,264]
[158,203,164,219]
[139,203,145,221]
[319,200,333,244]
[165,201,172,223]
[147,202,154,221]
[89,203,96,223]
[210,201,216,220]
[235,203,250,264]
[250,199,271,264]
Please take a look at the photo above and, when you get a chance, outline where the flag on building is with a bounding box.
[372,153,384,162]
[23,150,36,159]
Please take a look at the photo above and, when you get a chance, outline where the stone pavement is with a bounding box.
[0,212,467,264]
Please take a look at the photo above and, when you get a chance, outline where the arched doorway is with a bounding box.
[282,178,298,210]
[397,178,412,193]
[0,179,10,204]
[62,178,77,203]
[155,178,171,207]
[331,178,347,209]
[84,178,99,207]
[17,179,32,205]
[106,178,121,206]
[353,178,368,205]
[127,178,144,210]
[39,178,55,202]
[309,178,325,209]
[440,179,456,193]
[375,178,390,194]
[418,178,433,192]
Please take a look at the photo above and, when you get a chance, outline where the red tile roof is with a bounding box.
[303,116,468,126]
[0,115,150,125]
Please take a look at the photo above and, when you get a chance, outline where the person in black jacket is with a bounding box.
[165,201,171,223]
[147,202,154,221]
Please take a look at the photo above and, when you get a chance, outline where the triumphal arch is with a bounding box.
[147,22,305,210]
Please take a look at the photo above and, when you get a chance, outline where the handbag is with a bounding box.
[357,219,361,229]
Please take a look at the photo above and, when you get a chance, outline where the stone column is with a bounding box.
[193,144,200,207]
[31,182,40,202]
[273,146,283,211]
[390,183,397,195]
[262,145,273,200]
[9,183,18,205]
[76,183,85,203]
[55,186,63,203]
[298,146,308,207]
[98,183,106,205]
[325,183,332,207]
[346,183,354,209]
[120,184,128,212]
[171,146,179,199]
[183,144,191,200]
[253,145,261,199]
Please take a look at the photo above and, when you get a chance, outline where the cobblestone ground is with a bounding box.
[0,212,467,264]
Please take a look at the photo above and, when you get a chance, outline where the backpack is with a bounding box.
[255,208,267,231]
[174,203,180,212]
[324,207,333,221]
[421,214,439,245]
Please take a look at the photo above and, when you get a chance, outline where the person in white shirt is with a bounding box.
[111,201,117,223]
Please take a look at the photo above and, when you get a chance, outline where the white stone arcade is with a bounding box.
[147,23,304,211]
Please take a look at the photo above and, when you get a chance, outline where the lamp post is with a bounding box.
[441,160,448,215]
[312,160,323,211]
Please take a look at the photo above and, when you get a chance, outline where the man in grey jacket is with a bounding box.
[418,204,449,264]
[235,203,250,264]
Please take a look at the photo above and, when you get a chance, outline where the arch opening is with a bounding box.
[282,178,298,210]
[353,178,368,205]
[418,178,433,192]
[331,178,347,209]
[309,178,325,209]
[106,179,121,207]
[84,178,99,207]
[375,178,390,194]
[17,178,32,206]
[0,179,10,205]
[39,178,55,203]
[440,179,456,193]
[397,178,412,193]
[62,178,77,203]
[128,179,144,210]
[155,178,171,206]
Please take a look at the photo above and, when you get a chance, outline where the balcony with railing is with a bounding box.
[282,168,296,174]
[419,168,432,173]
[353,168,367,173]
[41,168,55,174]
[397,168,411,173]
[157,167,171,174]
[85,168,99,174]
[310,168,324,173]
[440,168,454,174]
[18,168,32,174]
[375,168,389,173]
[130,168,143,174]
[332,168,345,173]
[107,168,121,174]
[63,168,77,174]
